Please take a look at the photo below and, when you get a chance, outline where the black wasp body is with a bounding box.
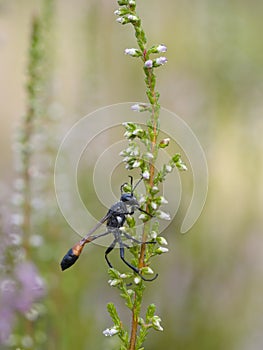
[106,191,139,228]
[60,176,157,281]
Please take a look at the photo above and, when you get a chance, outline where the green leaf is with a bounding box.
[146,304,156,322]
[107,303,121,326]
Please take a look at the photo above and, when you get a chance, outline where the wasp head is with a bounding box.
[120,193,139,206]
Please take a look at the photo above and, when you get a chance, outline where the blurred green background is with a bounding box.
[0,0,263,349]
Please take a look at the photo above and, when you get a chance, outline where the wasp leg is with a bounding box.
[104,238,118,268]
[122,231,156,245]
[138,207,153,217]
[119,243,158,282]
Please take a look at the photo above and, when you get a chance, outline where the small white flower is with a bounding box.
[151,202,158,210]
[25,308,39,322]
[134,276,141,284]
[157,44,167,53]
[151,230,158,239]
[159,138,170,148]
[144,59,153,68]
[133,128,143,136]
[165,165,172,173]
[152,316,163,331]
[132,160,141,168]
[124,48,137,56]
[103,327,119,337]
[142,267,154,275]
[131,104,141,112]
[180,163,188,171]
[130,148,140,156]
[142,170,150,179]
[131,103,149,112]
[116,17,125,24]
[129,0,136,5]
[108,279,120,287]
[145,152,154,159]
[119,150,126,156]
[138,213,147,220]
[120,273,128,279]
[156,247,169,254]
[114,10,121,15]
[157,210,171,220]
[156,56,168,65]
[160,196,168,204]
[151,186,159,194]
[139,196,146,205]
[157,237,168,245]
[128,15,138,21]
[124,131,132,138]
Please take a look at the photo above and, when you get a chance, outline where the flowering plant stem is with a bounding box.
[128,14,160,350]
[105,1,187,349]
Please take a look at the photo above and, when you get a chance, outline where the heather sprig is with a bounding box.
[103,1,187,350]
[0,7,52,347]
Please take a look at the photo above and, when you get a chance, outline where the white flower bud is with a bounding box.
[116,17,125,24]
[142,170,150,179]
[141,267,154,275]
[109,279,120,286]
[132,160,141,168]
[103,327,119,337]
[138,213,147,220]
[127,14,138,21]
[160,196,168,204]
[157,237,168,245]
[157,210,171,220]
[151,230,158,239]
[124,48,138,56]
[134,276,141,284]
[156,247,169,254]
[151,202,158,210]
[131,104,141,112]
[144,60,153,68]
[165,165,172,173]
[152,316,163,331]
[157,44,167,53]
[155,56,168,65]
[180,163,187,171]
[145,152,154,159]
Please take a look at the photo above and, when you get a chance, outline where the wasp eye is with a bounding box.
[121,193,132,202]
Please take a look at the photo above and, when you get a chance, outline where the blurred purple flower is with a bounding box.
[15,261,45,313]
[0,261,45,344]
[0,306,15,344]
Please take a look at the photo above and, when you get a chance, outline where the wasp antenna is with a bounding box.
[120,182,128,194]
[132,176,143,193]
[128,175,134,194]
